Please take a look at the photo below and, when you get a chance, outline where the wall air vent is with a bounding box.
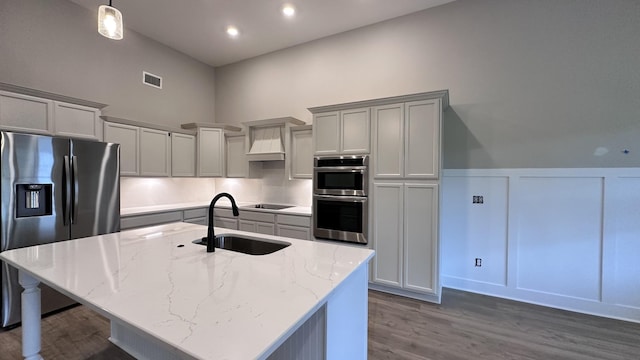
[143,71,162,89]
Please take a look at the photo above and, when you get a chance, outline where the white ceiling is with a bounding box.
[69,0,455,67]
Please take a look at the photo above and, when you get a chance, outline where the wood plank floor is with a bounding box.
[1,288,638,359]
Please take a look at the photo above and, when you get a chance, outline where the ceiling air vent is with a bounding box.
[143,71,162,89]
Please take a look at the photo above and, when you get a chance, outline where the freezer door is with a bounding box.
[70,139,120,239]
[1,132,70,250]
[1,131,73,327]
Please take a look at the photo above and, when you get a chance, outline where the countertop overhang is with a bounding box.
[0,222,373,359]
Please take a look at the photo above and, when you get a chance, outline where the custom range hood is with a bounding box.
[244,117,305,162]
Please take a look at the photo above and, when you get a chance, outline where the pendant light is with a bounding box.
[98,0,123,40]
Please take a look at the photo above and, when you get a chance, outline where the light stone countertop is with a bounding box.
[122,201,312,217]
[0,222,372,359]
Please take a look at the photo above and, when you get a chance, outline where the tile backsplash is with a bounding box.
[120,163,312,209]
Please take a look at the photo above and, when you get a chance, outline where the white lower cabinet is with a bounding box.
[239,210,276,235]
[276,214,312,240]
[239,220,276,235]
[277,225,310,240]
[371,182,439,298]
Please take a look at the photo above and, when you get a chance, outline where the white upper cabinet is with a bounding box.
[53,102,102,140]
[139,128,171,177]
[341,107,370,154]
[181,123,242,178]
[0,88,105,139]
[225,133,247,178]
[197,127,224,177]
[0,91,53,134]
[312,108,370,155]
[171,133,196,177]
[373,99,441,179]
[104,122,139,176]
[312,112,339,155]
[405,99,440,179]
[289,125,313,179]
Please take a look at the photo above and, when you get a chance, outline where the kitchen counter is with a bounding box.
[0,222,373,359]
[122,201,312,217]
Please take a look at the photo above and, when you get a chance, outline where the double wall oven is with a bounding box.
[313,155,368,244]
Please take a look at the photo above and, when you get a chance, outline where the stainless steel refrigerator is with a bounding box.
[0,131,120,327]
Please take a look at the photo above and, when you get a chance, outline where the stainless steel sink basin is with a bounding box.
[246,203,293,210]
[193,234,291,255]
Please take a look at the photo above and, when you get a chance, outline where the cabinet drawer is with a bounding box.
[213,208,235,218]
[239,210,275,223]
[184,217,207,226]
[121,211,182,230]
[277,214,311,227]
[184,208,207,220]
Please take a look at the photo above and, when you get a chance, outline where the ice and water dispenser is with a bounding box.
[15,184,52,217]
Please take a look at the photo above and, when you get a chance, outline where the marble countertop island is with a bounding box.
[0,222,373,359]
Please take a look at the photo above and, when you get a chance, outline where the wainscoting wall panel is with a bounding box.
[441,176,509,287]
[442,168,640,323]
[515,176,603,301]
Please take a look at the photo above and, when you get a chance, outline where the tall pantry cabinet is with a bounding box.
[370,94,445,303]
[310,90,448,304]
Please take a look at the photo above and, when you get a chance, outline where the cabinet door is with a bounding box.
[0,91,53,134]
[277,224,310,240]
[239,220,257,233]
[403,183,438,294]
[371,182,403,288]
[225,135,247,178]
[256,222,276,235]
[405,99,440,179]
[313,112,339,155]
[341,107,370,154]
[290,128,313,179]
[372,104,403,178]
[53,102,102,140]
[140,127,171,177]
[104,122,139,176]
[198,128,224,177]
[171,133,196,177]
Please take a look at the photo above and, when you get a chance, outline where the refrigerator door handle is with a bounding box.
[71,156,79,225]
[63,155,71,226]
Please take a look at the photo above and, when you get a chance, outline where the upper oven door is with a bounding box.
[313,167,368,196]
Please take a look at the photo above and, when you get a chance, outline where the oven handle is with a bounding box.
[313,166,368,172]
[314,194,368,202]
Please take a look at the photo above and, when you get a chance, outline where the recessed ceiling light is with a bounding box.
[282,4,295,17]
[226,26,239,37]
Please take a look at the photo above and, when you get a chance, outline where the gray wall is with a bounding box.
[214,0,640,168]
[0,0,216,128]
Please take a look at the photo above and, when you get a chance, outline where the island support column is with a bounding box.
[19,271,43,360]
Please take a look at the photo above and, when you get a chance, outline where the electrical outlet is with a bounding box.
[472,195,484,204]
[475,258,482,267]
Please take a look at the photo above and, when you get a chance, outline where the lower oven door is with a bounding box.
[313,195,368,244]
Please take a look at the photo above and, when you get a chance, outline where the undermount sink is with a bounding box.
[193,234,291,255]
[246,204,293,210]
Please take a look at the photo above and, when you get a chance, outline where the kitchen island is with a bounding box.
[0,222,374,359]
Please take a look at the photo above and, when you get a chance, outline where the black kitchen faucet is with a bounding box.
[205,193,239,252]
